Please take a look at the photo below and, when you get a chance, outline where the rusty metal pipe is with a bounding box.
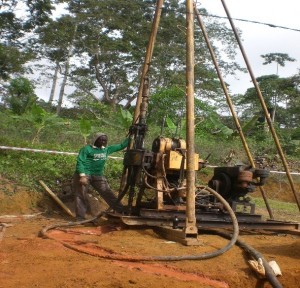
[193,5,274,219]
[133,0,164,123]
[139,77,150,125]
[185,0,197,232]
[220,0,300,211]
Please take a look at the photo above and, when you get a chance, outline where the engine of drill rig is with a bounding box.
[121,135,202,213]
[208,165,269,212]
[147,136,204,208]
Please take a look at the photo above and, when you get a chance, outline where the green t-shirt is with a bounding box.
[75,138,129,176]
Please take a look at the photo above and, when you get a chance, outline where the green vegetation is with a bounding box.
[253,197,298,213]
[1,1,299,216]
[1,1,241,112]
[0,101,299,197]
[252,197,300,222]
[0,105,133,194]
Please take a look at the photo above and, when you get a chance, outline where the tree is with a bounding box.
[65,0,242,110]
[56,23,78,115]
[1,0,245,113]
[147,86,220,138]
[261,53,296,75]
[0,7,32,80]
[67,0,152,110]
[4,77,37,114]
[278,73,300,128]
[236,73,300,128]
[35,15,79,114]
[0,44,31,81]
[0,0,54,80]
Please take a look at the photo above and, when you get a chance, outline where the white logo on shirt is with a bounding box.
[93,153,106,160]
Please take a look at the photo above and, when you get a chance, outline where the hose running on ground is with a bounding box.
[40,189,283,286]
[206,229,283,288]
[40,186,239,261]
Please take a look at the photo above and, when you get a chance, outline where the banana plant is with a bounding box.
[166,113,260,139]
[79,118,92,144]
[13,104,61,144]
[231,115,260,137]
[119,107,133,131]
[208,113,233,136]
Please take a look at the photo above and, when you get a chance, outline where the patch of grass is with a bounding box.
[253,197,299,213]
[252,197,300,222]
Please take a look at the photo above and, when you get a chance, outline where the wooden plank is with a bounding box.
[39,180,75,218]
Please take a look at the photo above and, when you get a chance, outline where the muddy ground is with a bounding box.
[0,177,300,288]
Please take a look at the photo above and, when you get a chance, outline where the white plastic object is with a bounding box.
[268,260,282,276]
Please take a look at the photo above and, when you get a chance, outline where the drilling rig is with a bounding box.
[114,76,270,243]
[107,0,299,243]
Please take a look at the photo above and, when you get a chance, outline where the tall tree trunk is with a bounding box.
[48,61,59,104]
[271,94,277,122]
[56,24,78,115]
[271,106,276,122]
[56,60,69,115]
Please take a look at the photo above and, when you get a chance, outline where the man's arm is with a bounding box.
[107,138,129,155]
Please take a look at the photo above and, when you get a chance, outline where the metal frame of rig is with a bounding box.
[107,0,300,245]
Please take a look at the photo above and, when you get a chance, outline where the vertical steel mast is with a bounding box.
[184,0,198,237]
[133,0,164,123]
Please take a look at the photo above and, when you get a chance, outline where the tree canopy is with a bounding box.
[1,0,245,109]
[235,73,300,128]
[0,0,299,145]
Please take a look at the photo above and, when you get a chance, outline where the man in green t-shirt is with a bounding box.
[73,132,129,220]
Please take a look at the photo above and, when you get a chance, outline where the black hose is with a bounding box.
[38,185,281,287]
[40,186,239,261]
[208,230,283,288]
[39,214,282,287]
[39,211,105,236]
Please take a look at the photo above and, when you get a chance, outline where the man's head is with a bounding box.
[94,133,108,148]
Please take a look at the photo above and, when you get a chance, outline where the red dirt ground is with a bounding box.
[1,177,300,288]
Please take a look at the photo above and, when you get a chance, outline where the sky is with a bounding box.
[36,0,300,105]
[197,0,300,94]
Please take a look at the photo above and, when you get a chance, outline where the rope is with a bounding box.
[1,145,299,175]
[0,146,123,160]
[205,165,300,176]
